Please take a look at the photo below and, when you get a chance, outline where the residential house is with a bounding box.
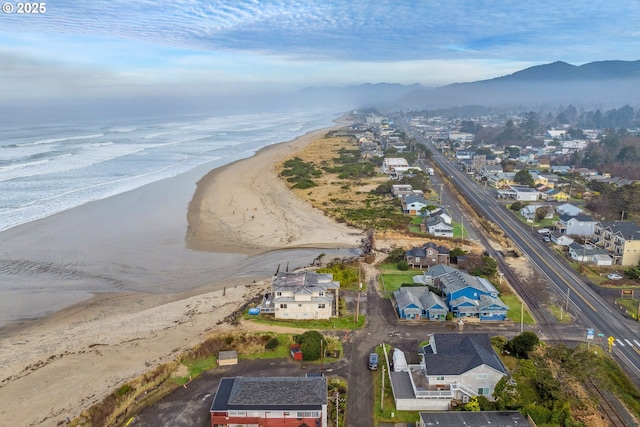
[210,376,328,427]
[550,232,574,246]
[424,216,454,238]
[568,242,613,266]
[393,287,448,321]
[507,185,539,201]
[416,411,534,427]
[389,333,508,411]
[555,214,596,236]
[519,204,554,221]
[260,271,339,319]
[418,264,459,286]
[436,270,509,321]
[486,172,516,188]
[391,184,417,198]
[381,157,409,174]
[405,242,451,268]
[556,203,583,217]
[423,207,452,225]
[545,188,569,202]
[550,165,572,174]
[592,221,640,266]
[402,194,429,215]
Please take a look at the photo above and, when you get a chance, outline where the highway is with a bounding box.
[406,125,640,386]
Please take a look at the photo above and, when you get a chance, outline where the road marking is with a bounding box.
[616,339,625,346]
[634,340,640,347]
[625,339,634,347]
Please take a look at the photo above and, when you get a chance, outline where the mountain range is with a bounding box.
[298,60,640,110]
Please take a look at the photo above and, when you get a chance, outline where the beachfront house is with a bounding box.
[436,270,509,321]
[554,214,596,236]
[260,271,340,319]
[210,376,328,427]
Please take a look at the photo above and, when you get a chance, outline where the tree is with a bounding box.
[480,256,498,277]
[387,247,406,263]
[514,170,534,187]
[534,207,548,223]
[493,376,521,410]
[508,331,540,358]
[462,396,481,411]
[295,331,326,361]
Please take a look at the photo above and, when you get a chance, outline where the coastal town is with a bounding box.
[72,110,639,427]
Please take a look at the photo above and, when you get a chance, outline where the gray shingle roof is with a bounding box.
[211,377,327,411]
[421,333,507,376]
[598,221,640,240]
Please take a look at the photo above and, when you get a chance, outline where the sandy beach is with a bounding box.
[0,126,360,426]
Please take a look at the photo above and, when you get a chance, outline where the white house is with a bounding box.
[555,203,583,217]
[519,204,554,221]
[260,271,340,319]
[389,333,508,411]
[568,242,613,266]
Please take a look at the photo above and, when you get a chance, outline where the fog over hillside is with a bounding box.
[296,60,640,112]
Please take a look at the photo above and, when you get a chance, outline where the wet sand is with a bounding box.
[0,126,360,425]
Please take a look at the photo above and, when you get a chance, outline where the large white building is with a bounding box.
[260,271,340,319]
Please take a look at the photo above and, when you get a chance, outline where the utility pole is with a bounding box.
[356,263,361,323]
[334,391,340,427]
[381,364,385,412]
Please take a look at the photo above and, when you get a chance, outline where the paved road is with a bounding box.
[406,125,640,388]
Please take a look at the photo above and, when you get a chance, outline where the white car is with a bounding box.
[607,273,623,280]
[537,228,551,235]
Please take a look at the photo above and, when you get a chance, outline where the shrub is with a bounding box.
[397,260,409,270]
[265,338,279,350]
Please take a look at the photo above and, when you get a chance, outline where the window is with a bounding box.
[298,304,302,307]
[319,292,324,296]
[276,292,281,296]
[436,376,445,381]
[477,387,490,395]
[318,304,326,309]
[280,304,287,309]
[476,373,488,379]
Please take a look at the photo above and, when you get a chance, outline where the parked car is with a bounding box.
[537,228,551,235]
[368,353,379,370]
[607,273,623,280]
[543,236,551,242]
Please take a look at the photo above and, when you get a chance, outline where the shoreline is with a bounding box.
[0,122,360,425]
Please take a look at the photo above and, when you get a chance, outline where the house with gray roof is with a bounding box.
[418,264,458,286]
[261,271,339,319]
[405,242,450,268]
[424,216,454,237]
[568,242,613,266]
[437,270,509,321]
[593,221,640,266]
[393,287,448,321]
[556,203,583,217]
[402,194,429,215]
[417,411,534,427]
[555,214,596,236]
[390,333,508,411]
[210,376,328,427]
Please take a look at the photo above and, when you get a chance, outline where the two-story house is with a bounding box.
[389,333,508,411]
[210,376,328,427]
[592,221,640,266]
[260,271,340,319]
[437,270,509,321]
[554,214,595,236]
[405,242,451,269]
[402,194,429,215]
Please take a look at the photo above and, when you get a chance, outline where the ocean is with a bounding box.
[0,109,340,233]
[0,109,359,328]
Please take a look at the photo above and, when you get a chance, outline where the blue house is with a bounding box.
[393,287,448,321]
[436,270,509,321]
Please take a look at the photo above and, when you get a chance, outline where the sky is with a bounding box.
[1,0,639,109]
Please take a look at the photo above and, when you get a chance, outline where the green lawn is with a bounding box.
[379,271,420,296]
[501,295,535,324]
